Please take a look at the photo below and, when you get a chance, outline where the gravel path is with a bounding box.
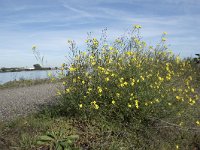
[0,83,62,121]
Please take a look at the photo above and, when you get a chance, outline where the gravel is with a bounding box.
[0,83,62,121]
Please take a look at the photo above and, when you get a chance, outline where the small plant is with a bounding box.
[32,45,46,67]
[37,131,79,150]
[194,54,200,63]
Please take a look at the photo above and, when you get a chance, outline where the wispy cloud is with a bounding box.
[0,0,199,67]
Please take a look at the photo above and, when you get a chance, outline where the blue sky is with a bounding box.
[0,0,200,67]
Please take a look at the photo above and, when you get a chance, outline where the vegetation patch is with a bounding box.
[0,25,200,149]
[0,79,52,90]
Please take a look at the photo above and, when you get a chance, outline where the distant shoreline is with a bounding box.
[0,67,58,73]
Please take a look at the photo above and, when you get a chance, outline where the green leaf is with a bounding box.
[36,140,48,145]
[66,139,73,145]
[38,135,54,141]
[46,132,56,139]
[67,135,79,140]
[55,143,63,150]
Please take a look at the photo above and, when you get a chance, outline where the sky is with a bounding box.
[0,0,200,68]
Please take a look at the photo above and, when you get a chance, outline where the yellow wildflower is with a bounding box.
[91,101,99,109]
[112,100,116,105]
[69,67,76,72]
[91,61,96,65]
[56,91,61,96]
[128,103,132,108]
[191,88,195,93]
[196,121,200,125]
[176,96,181,100]
[116,93,120,97]
[66,88,70,93]
[32,45,36,49]
[135,100,139,109]
[105,77,109,82]
[97,86,102,93]
[134,24,142,29]
[163,32,167,35]
[79,104,83,108]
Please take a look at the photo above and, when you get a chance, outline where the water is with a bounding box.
[0,70,60,84]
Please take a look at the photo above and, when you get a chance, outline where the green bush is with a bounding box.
[57,25,200,148]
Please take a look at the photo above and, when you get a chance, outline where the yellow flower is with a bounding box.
[69,67,76,72]
[97,86,102,93]
[105,71,109,75]
[89,56,94,59]
[119,83,124,87]
[135,100,139,109]
[162,38,167,42]
[130,78,135,86]
[94,104,99,109]
[73,78,76,83]
[188,76,192,80]
[134,24,142,29]
[119,78,124,82]
[179,122,183,126]
[79,104,83,108]
[116,93,120,97]
[109,46,114,50]
[176,96,181,100]
[82,52,86,56]
[82,80,85,84]
[91,101,99,109]
[189,98,195,105]
[66,88,70,93]
[124,82,128,86]
[112,100,116,105]
[166,74,171,80]
[196,121,200,125]
[105,77,110,82]
[111,73,115,77]
[48,72,52,77]
[91,61,96,65]
[140,76,145,81]
[91,101,96,104]
[172,88,176,92]
[88,88,92,91]
[163,32,167,35]
[32,45,36,49]
[56,91,61,96]
[155,99,160,103]
[158,77,164,81]
[128,103,132,108]
[176,144,179,149]
[62,63,65,67]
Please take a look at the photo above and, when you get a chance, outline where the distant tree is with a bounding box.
[33,64,42,70]
[1,67,6,72]
[194,54,200,63]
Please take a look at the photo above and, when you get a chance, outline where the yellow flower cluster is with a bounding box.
[57,25,199,129]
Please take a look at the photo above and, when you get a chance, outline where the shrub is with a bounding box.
[57,25,200,147]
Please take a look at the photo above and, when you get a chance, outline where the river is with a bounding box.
[0,70,60,84]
